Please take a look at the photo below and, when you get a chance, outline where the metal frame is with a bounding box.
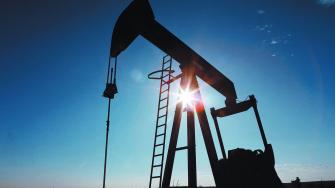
[162,66,219,188]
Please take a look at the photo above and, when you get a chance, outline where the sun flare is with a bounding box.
[176,87,198,109]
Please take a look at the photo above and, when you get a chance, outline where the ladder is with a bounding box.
[149,55,173,188]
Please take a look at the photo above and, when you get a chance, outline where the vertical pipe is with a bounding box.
[161,76,186,188]
[102,57,115,188]
[187,108,197,188]
[102,99,111,188]
[193,77,220,186]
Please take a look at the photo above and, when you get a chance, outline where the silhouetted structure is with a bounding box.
[107,0,284,187]
[147,55,174,188]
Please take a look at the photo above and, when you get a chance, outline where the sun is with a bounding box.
[177,87,198,109]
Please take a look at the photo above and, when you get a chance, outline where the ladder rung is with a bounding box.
[156,133,165,137]
[154,153,163,157]
[159,105,167,110]
[175,146,188,151]
[161,88,169,93]
[158,114,167,118]
[157,123,166,128]
[160,97,167,101]
[163,56,171,62]
[163,54,170,59]
[151,176,161,179]
[155,143,164,147]
[163,58,171,63]
[153,164,162,168]
[169,73,182,83]
[161,80,169,85]
[163,67,170,71]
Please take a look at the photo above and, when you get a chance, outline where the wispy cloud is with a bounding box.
[255,24,272,32]
[130,69,145,83]
[271,40,278,45]
[257,9,265,14]
[254,24,294,57]
[318,0,335,5]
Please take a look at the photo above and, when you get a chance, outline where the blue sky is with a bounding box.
[1,0,335,188]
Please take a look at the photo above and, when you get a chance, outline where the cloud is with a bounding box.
[318,0,335,5]
[255,24,271,31]
[130,69,145,83]
[271,40,278,45]
[257,9,265,14]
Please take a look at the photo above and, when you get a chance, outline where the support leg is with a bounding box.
[192,78,220,186]
[162,81,185,188]
[251,95,268,147]
[210,107,227,160]
[187,109,197,188]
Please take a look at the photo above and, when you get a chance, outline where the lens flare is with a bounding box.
[177,87,198,109]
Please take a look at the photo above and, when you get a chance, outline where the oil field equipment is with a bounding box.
[103,0,284,187]
[147,55,174,188]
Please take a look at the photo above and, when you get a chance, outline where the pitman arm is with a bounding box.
[110,0,237,105]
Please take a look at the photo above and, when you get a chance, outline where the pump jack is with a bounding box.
[105,0,284,187]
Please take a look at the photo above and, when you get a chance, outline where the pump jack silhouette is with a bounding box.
[104,0,284,187]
